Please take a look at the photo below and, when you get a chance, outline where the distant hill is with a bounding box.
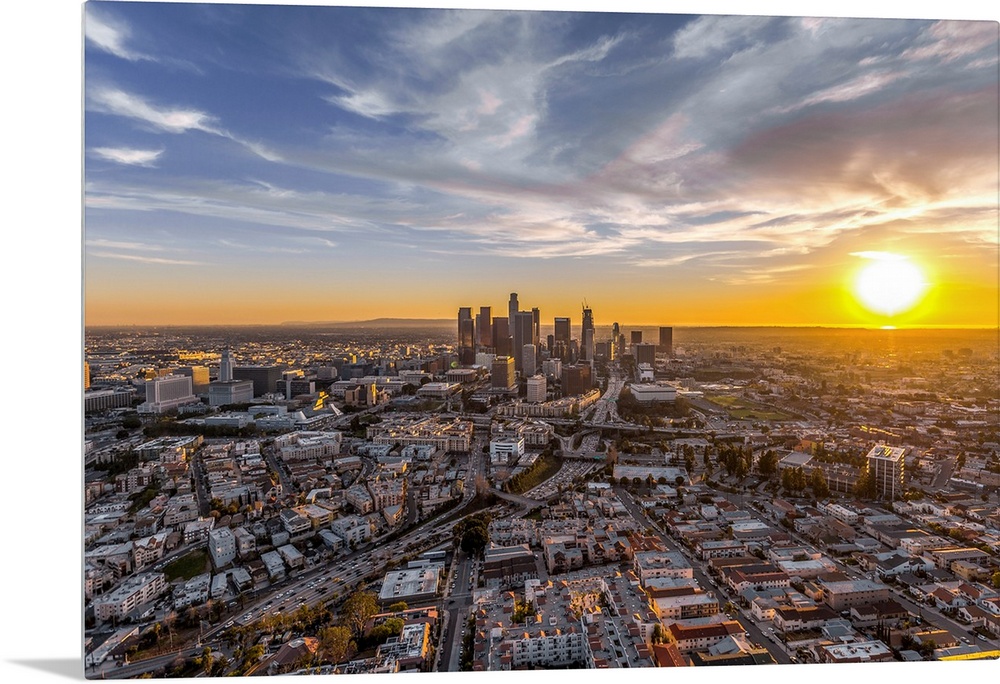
[280,318,452,328]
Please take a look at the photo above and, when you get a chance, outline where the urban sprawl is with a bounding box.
[83,294,1000,677]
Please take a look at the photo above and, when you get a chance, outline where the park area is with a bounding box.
[705,394,795,421]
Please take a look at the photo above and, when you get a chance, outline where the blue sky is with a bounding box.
[82,2,998,326]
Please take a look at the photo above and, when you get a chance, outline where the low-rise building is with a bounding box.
[378,563,444,606]
[818,640,893,664]
[633,550,693,584]
[92,572,167,622]
[482,544,538,589]
[667,620,744,654]
[817,579,891,612]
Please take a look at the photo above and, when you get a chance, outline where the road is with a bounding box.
[87,645,203,679]
[613,486,791,664]
[437,551,477,671]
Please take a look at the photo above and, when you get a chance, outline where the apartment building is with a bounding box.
[92,572,167,622]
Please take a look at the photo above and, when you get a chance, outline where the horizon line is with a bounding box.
[83,321,999,330]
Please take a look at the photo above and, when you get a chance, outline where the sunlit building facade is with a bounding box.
[866,445,906,501]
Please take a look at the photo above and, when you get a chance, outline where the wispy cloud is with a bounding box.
[88,86,218,134]
[91,147,164,167]
[851,251,908,261]
[903,20,1000,64]
[85,8,153,62]
[85,238,166,251]
[87,85,281,162]
[87,251,207,266]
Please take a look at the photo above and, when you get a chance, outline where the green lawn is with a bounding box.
[705,394,794,421]
[164,549,209,582]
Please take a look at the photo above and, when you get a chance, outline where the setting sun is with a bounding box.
[853,252,929,317]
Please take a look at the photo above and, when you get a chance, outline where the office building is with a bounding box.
[139,374,197,414]
[554,317,571,344]
[233,365,283,397]
[630,383,677,403]
[634,342,656,366]
[458,307,475,365]
[561,364,592,396]
[552,319,572,359]
[490,436,525,465]
[85,388,136,412]
[521,344,537,377]
[508,292,519,333]
[526,374,546,403]
[477,306,492,349]
[280,377,317,399]
[209,379,255,407]
[493,317,511,356]
[178,365,211,393]
[551,340,567,362]
[581,306,595,363]
[658,327,673,356]
[631,330,643,344]
[84,361,91,390]
[513,311,534,371]
[492,356,516,390]
[866,445,906,500]
[580,307,596,363]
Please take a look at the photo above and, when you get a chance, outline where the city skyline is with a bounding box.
[83,3,998,329]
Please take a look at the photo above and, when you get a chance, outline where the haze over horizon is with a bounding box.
[83,3,999,329]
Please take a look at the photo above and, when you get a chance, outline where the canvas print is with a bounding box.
[82,1,1000,678]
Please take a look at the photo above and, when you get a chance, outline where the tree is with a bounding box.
[199,646,214,677]
[317,625,355,665]
[854,466,877,499]
[810,468,830,498]
[684,452,695,475]
[342,591,379,640]
[454,512,492,557]
[368,617,404,645]
[460,523,489,556]
[163,610,178,648]
[758,450,778,477]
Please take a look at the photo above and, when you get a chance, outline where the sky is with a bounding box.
[82,2,998,328]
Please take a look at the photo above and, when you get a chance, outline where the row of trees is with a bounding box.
[222,590,406,674]
[779,466,830,498]
[502,451,560,495]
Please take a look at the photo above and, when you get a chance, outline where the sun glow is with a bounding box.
[852,252,929,317]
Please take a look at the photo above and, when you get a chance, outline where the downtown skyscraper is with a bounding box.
[457,307,475,365]
[581,305,595,364]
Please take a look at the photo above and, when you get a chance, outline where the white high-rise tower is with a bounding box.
[220,349,234,382]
